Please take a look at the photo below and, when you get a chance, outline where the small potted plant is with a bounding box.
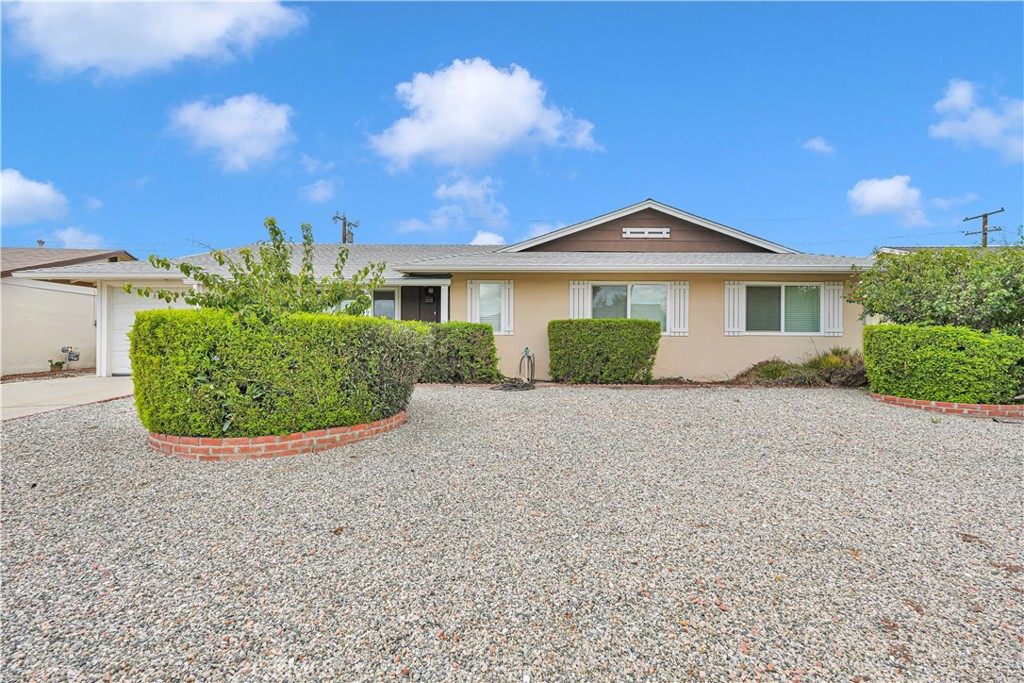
[48,359,66,372]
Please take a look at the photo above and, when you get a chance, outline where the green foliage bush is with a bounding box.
[850,246,1024,335]
[548,319,661,384]
[734,347,867,387]
[128,217,384,322]
[419,322,501,383]
[130,309,429,437]
[863,324,1024,404]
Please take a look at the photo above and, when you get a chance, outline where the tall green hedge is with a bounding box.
[130,309,429,437]
[548,319,661,384]
[419,322,501,383]
[863,324,1024,404]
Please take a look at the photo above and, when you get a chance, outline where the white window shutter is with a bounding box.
[466,280,479,323]
[823,281,844,336]
[667,281,689,336]
[569,281,591,319]
[724,281,744,336]
[502,280,514,335]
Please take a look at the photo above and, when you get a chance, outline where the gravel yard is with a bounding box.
[2,386,1022,682]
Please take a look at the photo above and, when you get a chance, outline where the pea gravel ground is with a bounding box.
[2,386,1022,682]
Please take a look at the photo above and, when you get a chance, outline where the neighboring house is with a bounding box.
[14,199,874,381]
[1,246,136,375]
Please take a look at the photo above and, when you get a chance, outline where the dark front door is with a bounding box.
[401,286,441,323]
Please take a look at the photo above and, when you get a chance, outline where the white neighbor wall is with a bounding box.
[1,278,98,375]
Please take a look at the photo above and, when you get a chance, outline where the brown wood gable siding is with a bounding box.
[526,209,771,253]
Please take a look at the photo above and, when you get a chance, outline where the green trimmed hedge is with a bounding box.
[548,319,661,384]
[863,324,1024,404]
[419,322,501,383]
[129,309,429,437]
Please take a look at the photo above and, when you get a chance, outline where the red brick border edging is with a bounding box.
[870,393,1023,419]
[148,411,408,461]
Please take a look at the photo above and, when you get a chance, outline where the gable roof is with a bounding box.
[0,247,136,278]
[500,198,799,254]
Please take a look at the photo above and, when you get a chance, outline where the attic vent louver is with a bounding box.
[622,227,670,239]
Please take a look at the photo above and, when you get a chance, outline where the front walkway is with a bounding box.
[0,375,133,420]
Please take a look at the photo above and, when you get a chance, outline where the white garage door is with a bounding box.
[110,287,189,375]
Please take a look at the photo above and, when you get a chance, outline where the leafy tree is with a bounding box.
[848,244,1024,336]
[125,218,385,322]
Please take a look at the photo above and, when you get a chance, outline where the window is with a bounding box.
[467,280,514,335]
[725,281,843,336]
[372,289,397,319]
[571,281,687,335]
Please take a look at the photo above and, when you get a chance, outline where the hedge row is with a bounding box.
[130,309,429,437]
[548,318,661,384]
[419,322,501,383]
[863,324,1024,404]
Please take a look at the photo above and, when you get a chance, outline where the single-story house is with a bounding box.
[1,246,136,375]
[13,199,874,381]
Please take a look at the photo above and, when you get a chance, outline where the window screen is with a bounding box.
[784,285,820,333]
[745,286,782,332]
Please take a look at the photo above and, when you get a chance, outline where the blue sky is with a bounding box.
[2,2,1022,258]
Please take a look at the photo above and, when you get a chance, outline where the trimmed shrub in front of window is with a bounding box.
[130,309,429,437]
[548,319,661,384]
[863,324,1024,404]
[419,322,501,383]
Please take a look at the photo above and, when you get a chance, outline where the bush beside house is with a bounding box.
[548,319,661,384]
[130,309,428,438]
[419,322,501,383]
[863,324,1024,404]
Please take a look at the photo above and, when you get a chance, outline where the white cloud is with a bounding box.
[802,136,835,154]
[847,175,927,226]
[523,222,566,240]
[397,176,511,241]
[1,168,68,224]
[370,58,599,169]
[4,1,305,78]
[929,78,1023,162]
[169,94,295,171]
[134,176,152,188]
[300,154,335,174]
[299,179,334,203]
[930,192,979,210]
[54,227,103,249]
[85,196,103,211]
[470,231,506,246]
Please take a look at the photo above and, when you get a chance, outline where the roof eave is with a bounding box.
[393,263,865,274]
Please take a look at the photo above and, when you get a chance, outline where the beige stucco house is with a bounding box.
[14,200,873,381]
[1,246,135,375]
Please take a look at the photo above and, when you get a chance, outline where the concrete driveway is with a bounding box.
[1,375,134,420]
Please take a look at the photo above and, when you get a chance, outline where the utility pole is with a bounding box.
[332,211,359,244]
[963,207,1004,247]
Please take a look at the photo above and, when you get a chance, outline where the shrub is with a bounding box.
[732,347,867,387]
[419,322,501,383]
[548,319,661,384]
[863,324,1024,404]
[128,217,384,322]
[130,309,429,437]
[849,245,1024,336]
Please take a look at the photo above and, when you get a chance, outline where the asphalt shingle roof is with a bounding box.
[391,250,876,272]
[11,244,498,281]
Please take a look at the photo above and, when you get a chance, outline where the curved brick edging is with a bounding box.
[870,393,1024,419]
[148,411,408,461]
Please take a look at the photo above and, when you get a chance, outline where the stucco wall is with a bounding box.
[450,272,865,381]
[1,279,97,375]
